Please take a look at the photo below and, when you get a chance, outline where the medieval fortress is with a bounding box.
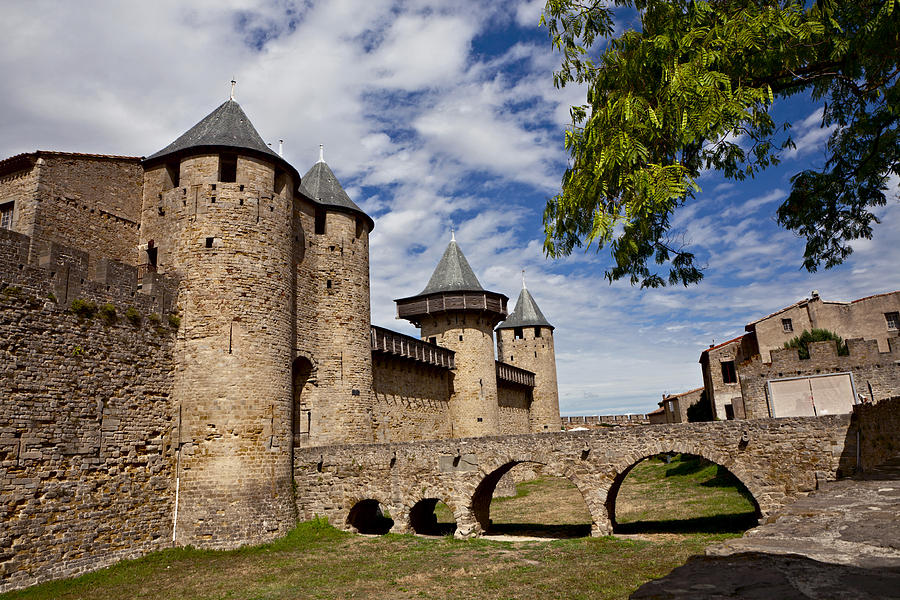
[0,99,561,590]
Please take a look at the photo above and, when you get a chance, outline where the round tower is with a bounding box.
[395,235,508,438]
[295,147,375,446]
[496,276,561,432]
[139,99,300,547]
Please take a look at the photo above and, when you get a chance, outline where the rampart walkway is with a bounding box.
[294,416,858,537]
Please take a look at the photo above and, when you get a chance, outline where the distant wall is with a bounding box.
[738,338,900,419]
[0,246,177,593]
[372,354,452,441]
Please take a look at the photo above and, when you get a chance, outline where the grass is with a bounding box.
[1,455,757,600]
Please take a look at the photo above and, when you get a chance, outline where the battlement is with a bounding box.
[757,337,900,370]
[0,228,173,315]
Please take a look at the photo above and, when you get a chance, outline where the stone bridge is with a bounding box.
[294,415,858,538]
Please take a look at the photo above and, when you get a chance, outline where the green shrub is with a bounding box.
[2,285,22,298]
[783,328,849,359]
[125,307,142,326]
[98,303,117,325]
[70,299,97,319]
[148,313,161,325]
[47,292,57,303]
[168,314,181,329]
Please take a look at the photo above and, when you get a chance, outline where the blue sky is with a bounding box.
[1,0,897,416]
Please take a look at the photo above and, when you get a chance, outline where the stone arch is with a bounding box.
[291,355,317,442]
[603,444,763,532]
[408,497,458,536]
[346,498,394,535]
[470,457,600,536]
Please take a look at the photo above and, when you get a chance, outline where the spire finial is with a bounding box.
[522,269,526,289]
[230,78,236,101]
[450,225,455,242]
[318,144,325,163]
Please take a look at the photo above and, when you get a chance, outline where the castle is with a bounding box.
[0,98,561,590]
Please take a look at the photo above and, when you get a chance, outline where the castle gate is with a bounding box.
[293,415,857,537]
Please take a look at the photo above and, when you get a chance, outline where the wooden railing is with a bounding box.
[495,361,535,387]
[370,326,455,369]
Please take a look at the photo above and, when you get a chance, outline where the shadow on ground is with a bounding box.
[630,552,900,599]
[616,512,759,535]
[485,523,592,538]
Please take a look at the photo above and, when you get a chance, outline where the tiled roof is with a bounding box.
[145,100,281,163]
[496,286,553,330]
[419,240,484,295]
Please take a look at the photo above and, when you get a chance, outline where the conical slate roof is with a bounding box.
[146,100,282,163]
[497,285,553,330]
[419,240,483,295]
[301,160,364,213]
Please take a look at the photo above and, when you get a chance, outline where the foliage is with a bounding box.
[541,0,900,287]
[124,307,141,327]
[69,299,97,320]
[167,314,181,329]
[147,313,161,325]
[687,389,713,422]
[98,303,116,325]
[783,327,849,358]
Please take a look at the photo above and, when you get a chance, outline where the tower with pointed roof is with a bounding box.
[294,145,375,447]
[395,236,509,437]
[496,277,562,432]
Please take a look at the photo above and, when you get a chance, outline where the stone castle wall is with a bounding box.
[852,396,900,472]
[738,338,900,419]
[8,154,144,276]
[0,235,177,593]
[371,354,452,441]
[497,382,530,434]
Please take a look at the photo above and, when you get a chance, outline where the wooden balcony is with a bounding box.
[495,361,535,387]
[395,290,508,326]
[371,325,455,369]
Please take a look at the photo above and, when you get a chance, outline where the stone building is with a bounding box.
[700,291,900,420]
[0,97,561,583]
[658,387,704,424]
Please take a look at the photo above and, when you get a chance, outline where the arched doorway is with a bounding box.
[292,356,315,444]
[408,498,457,536]
[346,499,394,535]
[607,453,760,535]
[472,461,592,538]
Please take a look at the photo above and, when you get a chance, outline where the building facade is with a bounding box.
[700,291,900,420]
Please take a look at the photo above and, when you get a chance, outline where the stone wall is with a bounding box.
[0,253,177,593]
[497,382,531,434]
[25,154,143,275]
[853,396,900,472]
[371,354,452,441]
[739,339,900,419]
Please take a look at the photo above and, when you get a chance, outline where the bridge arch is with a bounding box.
[346,498,394,535]
[604,446,763,533]
[470,457,604,536]
[408,497,458,536]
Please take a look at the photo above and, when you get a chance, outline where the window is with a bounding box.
[534,327,541,338]
[514,327,523,339]
[0,202,13,230]
[205,237,214,248]
[219,154,237,183]
[315,208,326,235]
[165,162,179,188]
[887,312,900,331]
[782,318,793,333]
[274,169,288,195]
[721,360,737,384]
